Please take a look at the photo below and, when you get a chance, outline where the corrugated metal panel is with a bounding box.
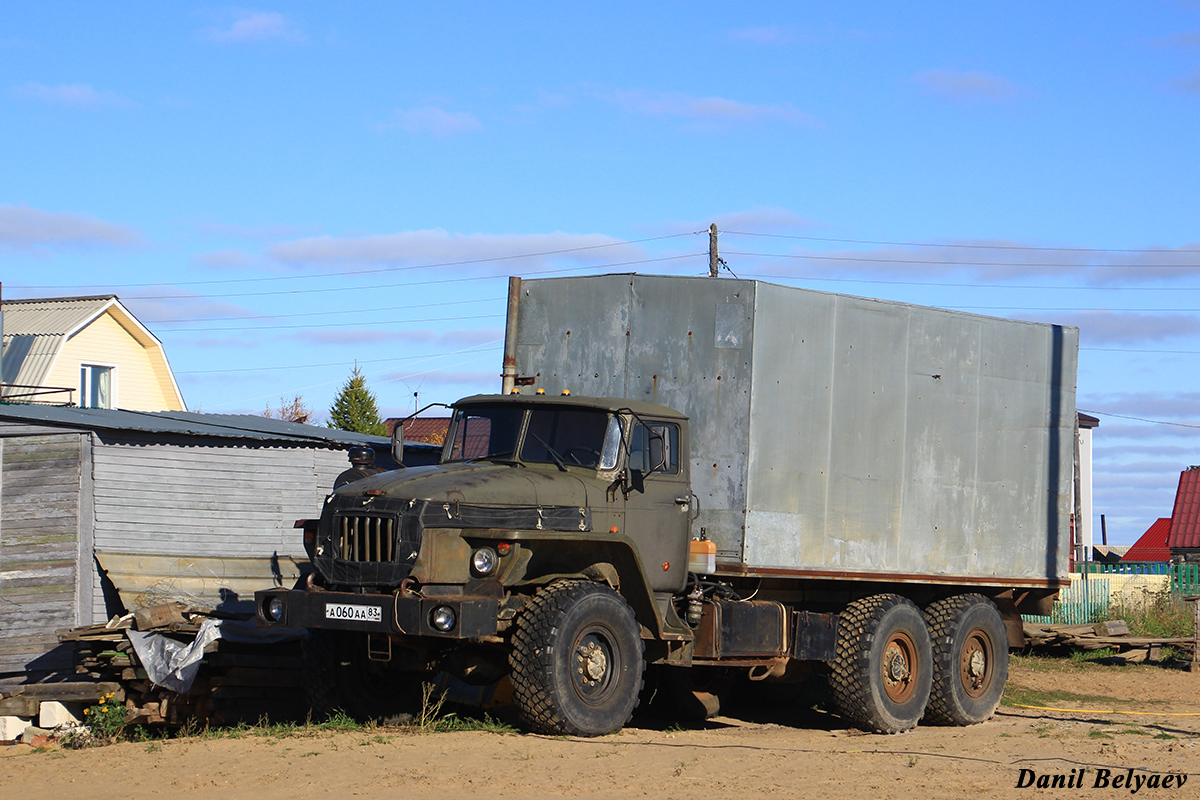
[0,434,82,674]
[0,296,113,336]
[0,405,388,448]
[1122,518,1172,562]
[1168,468,1200,550]
[517,274,1077,583]
[0,333,65,391]
[90,441,346,613]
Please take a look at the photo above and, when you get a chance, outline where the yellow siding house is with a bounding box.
[0,295,185,411]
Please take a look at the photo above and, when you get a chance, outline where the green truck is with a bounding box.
[257,274,1077,736]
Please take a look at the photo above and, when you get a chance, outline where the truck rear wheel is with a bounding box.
[302,630,424,723]
[830,594,932,733]
[509,580,644,736]
[923,594,1007,726]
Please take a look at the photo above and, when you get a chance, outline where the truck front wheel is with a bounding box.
[830,594,932,733]
[923,594,1008,726]
[509,580,644,736]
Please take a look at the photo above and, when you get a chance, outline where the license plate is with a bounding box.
[325,603,383,623]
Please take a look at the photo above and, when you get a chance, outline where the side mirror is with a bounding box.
[625,469,645,495]
[391,424,405,467]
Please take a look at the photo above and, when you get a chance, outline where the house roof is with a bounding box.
[1168,467,1200,551]
[0,403,388,448]
[1,295,185,409]
[1122,518,1172,562]
[391,417,450,443]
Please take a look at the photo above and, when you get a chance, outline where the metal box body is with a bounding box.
[514,274,1077,586]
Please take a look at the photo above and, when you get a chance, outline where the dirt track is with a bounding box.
[3,656,1198,799]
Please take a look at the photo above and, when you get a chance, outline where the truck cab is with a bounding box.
[257,393,693,735]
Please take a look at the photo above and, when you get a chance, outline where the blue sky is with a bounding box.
[3,3,1200,545]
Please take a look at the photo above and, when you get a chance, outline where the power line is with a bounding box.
[126,253,702,301]
[1078,408,1200,430]
[722,230,1200,255]
[18,231,702,291]
[737,270,1200,293]
[144,296,495,325]
[173,339,503,375]
[725,250,1200,270]
[166,312,502,334]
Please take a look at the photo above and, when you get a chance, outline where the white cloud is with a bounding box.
[269,229,643,271]
[912,69,1020,103]
[607,90,822,128]
[0,205,140,248]
[1151,30,1200,49]
[1084,391,1200,423]
[729,26,793,46]
[1042,311,1200,345]
[291,328,503,347]
[1178,70,1200,94]
[750,239,1200,286]
[13,82,132,109]
[192,249,256,269]
[376,107,483,136]
[204,11,305,44]
[122,290,254,327]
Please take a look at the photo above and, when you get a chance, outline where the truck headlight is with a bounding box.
[265,596,285,622]
[430,605,457,632]
[471,547,498,576]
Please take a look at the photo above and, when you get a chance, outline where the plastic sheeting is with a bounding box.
[126,619,304,694]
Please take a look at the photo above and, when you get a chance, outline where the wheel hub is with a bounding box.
[881,631,919,703]
[577,640,609,684]
[959,629,993,697]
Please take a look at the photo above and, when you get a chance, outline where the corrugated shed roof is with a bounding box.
[1,296,117,394]
[1,295,117,336]
[1168,468,1200,550]
[0,404,387,448]
[1122,518,1172,562]
[0,333,62,389]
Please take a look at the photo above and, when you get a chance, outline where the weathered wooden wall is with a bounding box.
[0,433,83,675]
[90,438,346,616]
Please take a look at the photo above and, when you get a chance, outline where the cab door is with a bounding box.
[622,419,690,593]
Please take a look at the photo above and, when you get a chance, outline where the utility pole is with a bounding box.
[708,224,719,278]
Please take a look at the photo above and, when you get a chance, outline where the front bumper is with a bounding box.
[255,588,499,639]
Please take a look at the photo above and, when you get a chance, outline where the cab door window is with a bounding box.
[629,422,679,476]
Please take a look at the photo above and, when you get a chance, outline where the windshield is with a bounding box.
[521,407,612,468]
[446,406,523,461]
[445,404,619,469]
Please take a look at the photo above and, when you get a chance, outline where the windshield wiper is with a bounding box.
[528,433,568,472]
[466,450,524,466]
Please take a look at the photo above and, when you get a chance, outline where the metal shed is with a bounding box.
[0,405,388,677]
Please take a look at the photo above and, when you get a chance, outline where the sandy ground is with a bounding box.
[3,656,1198,799]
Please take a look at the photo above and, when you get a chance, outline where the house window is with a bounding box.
[80,364,114,409]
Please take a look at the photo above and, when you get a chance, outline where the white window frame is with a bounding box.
[80,362,118,409]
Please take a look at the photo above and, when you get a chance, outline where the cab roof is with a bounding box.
[453,393,688,420]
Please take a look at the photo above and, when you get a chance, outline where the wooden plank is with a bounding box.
[0,696,40,716]
[4,682,123,702]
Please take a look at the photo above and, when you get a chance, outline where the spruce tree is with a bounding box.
[327,364,387,435]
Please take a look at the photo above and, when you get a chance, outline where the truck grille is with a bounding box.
[334,514,397,563]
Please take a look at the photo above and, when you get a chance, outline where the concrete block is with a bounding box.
[18,725,48,743]
[38,701,80,729]
[0,716,31,742]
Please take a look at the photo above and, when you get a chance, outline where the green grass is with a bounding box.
[1106,592,1195,639]
[1002,684,1129,709]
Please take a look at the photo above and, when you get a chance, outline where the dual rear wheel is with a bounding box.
[830,593,1006,733]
